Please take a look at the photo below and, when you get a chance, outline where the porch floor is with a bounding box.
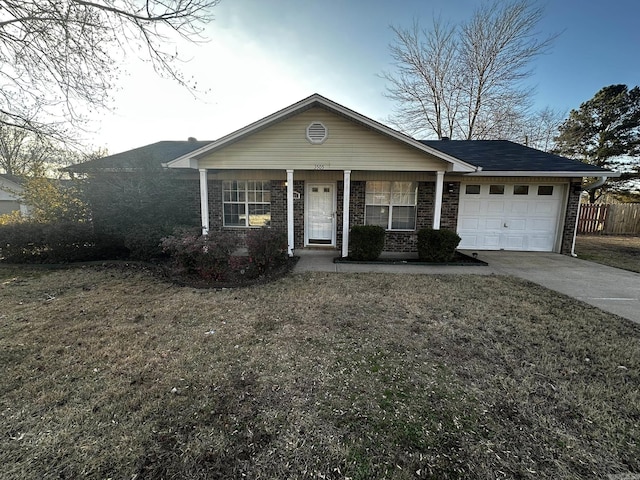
[293,249,487,274]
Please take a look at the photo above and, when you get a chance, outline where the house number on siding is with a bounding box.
[314,164,326,170]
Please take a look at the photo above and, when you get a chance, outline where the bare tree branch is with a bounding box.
[0,0,219,142]
[384,0,558,141]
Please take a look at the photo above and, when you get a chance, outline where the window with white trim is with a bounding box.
[365,181,417,230]
[223,180,271,227]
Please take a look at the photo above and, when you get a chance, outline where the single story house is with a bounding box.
[0,174,29,216]
[74,94,617,257]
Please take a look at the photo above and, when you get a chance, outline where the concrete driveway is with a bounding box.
[293,250,640,324]
[475,251,640,325]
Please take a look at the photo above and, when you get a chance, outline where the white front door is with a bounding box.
[457,183,565,252]
[306,183,336,246]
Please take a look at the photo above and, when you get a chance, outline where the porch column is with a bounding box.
[433,170,445,230]
[286,169,294,256]
[342,170,351,257]
[199,168,209,235]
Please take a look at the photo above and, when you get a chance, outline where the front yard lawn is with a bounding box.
[1,266,639,479]
[575,235,640,273]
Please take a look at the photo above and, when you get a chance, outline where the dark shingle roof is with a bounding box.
[420,140,609,173]
[0,173,27,186]
[67,140,212,172]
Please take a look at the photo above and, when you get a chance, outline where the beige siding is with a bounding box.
[352,171,436,182]
[198,108,449,172]
[207,170,438,182]
[0,200,20,214]
[209,170,285,181]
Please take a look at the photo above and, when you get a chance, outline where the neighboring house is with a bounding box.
[72,94,617,256]
[0,174,29,216]
[67,139,213,174]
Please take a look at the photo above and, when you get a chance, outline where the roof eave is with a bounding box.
[161,158,198,169]
[464,170,621,178]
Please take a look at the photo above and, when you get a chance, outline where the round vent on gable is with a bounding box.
[306,122,328,144]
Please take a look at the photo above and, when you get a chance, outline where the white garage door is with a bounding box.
[457,183,565,252]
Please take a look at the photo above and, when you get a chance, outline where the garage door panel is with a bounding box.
[531,218,555,231]
[483,235,501,249]
[487,200,506,214]
[458,235,478,249]
[505,235,526,249]
[459,217,480,230]
[457,183,564,252]
[534,201,558,215]
[483,217,503,230]
[460,201,481,215]
[507,219,527,231]
[509,201,531,215]
[529,235,554,251]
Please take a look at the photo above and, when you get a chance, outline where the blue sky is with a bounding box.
[93,0,640,153]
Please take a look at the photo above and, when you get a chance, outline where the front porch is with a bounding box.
[196,168,457,257]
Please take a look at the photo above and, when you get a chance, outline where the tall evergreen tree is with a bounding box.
[554,84,640,202]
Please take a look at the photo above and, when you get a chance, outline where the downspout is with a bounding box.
[570,176,608,257]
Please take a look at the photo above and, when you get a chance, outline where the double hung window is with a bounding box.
[365,181,417,230]
[223,180,271,227]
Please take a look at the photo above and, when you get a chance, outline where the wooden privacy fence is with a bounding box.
[578,203,640,234]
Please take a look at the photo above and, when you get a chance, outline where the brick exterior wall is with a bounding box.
[205,179,306,250]
[561,182,582,254]
[440,182,460,230]
[338,180,456,254]
[293,180,305,249]
[199,176,572,255]
[201,177,455,254]
[382,182,429,252]
[269,180,287,231]
[176,178,202,227]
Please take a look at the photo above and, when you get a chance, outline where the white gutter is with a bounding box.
[467,170,621,178]
[570,176,608,257]
[583,176,609,191]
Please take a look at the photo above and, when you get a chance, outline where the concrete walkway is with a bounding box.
[292,249,640,324]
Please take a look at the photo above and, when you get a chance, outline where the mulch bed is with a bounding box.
[158,256,300,289]
[334,251,487,266]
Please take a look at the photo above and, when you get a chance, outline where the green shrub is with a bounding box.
[417,228,461,262]
[0,221,100,263]
[246,227,288,275]
[123,224,179,261]
[161,229,240,280]
[349,225,386,261]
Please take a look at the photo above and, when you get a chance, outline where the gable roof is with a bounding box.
[166,94,478,173]
[66,140,212,173]
[66,95,618,179]
[0,173,26,187]
[421,140,617,177]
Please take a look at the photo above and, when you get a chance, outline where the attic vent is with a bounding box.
[306,122,328,144]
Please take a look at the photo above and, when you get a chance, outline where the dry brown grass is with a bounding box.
[1,265,639,479]
[575,235,640,273]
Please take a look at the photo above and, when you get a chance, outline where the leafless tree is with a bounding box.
[520,107,566,151]
[0,119,108,176]
[384,19,460,140]
[0,0,219,141]
[0,122,53,175]
[384,0,557,141]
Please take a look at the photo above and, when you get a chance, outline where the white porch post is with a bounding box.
[199,168,209,235]
[342,170,351,257]
[287,169,295,256]
[433,171,445,230]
